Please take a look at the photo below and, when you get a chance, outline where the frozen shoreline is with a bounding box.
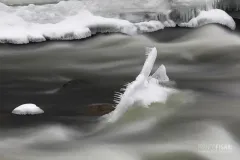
[0,1,237,44]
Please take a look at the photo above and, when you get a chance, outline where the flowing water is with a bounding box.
[1,1,240,160]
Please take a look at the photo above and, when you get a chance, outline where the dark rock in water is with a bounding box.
[62,79,88,88]
[61,79,91,91]
[85,103,115,116]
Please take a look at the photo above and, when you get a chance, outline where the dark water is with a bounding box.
[0,20,240,160]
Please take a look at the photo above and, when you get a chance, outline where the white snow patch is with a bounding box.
[12,103,44,115]
[179,9,236,30]
[135,21,165,32]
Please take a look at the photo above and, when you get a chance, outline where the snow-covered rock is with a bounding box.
[12,103,44,115]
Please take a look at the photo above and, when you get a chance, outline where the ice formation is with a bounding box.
[108,47,176,123]
[212,0,240,11]
[169,0,240,23]
[179,9,236,30]
[12,103,44,115]
[149,65,169,83]
[171,0,240,10]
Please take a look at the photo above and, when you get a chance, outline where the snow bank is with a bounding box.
[0,3,176,44]
[0,1,236,44]
[12,103,44,115]
[179,9,236,30]
[0,10,136,44]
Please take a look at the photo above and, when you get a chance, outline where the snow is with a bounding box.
[0,9,137,44]
[135,21,165,33]
[0,1,236,44]
[12,103,44,115]
[179,9,236,30]
[0,3,177,44]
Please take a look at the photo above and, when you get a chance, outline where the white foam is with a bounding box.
[12,103,44,115]
[108,47,176,123]
[179,9,236,30]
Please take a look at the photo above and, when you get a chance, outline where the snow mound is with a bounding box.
[179,9,236,30]
[12,103,44,115]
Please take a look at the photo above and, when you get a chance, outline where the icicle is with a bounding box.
[191,9,195,19]
[185,11,188,22]
[214,0,217,9]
